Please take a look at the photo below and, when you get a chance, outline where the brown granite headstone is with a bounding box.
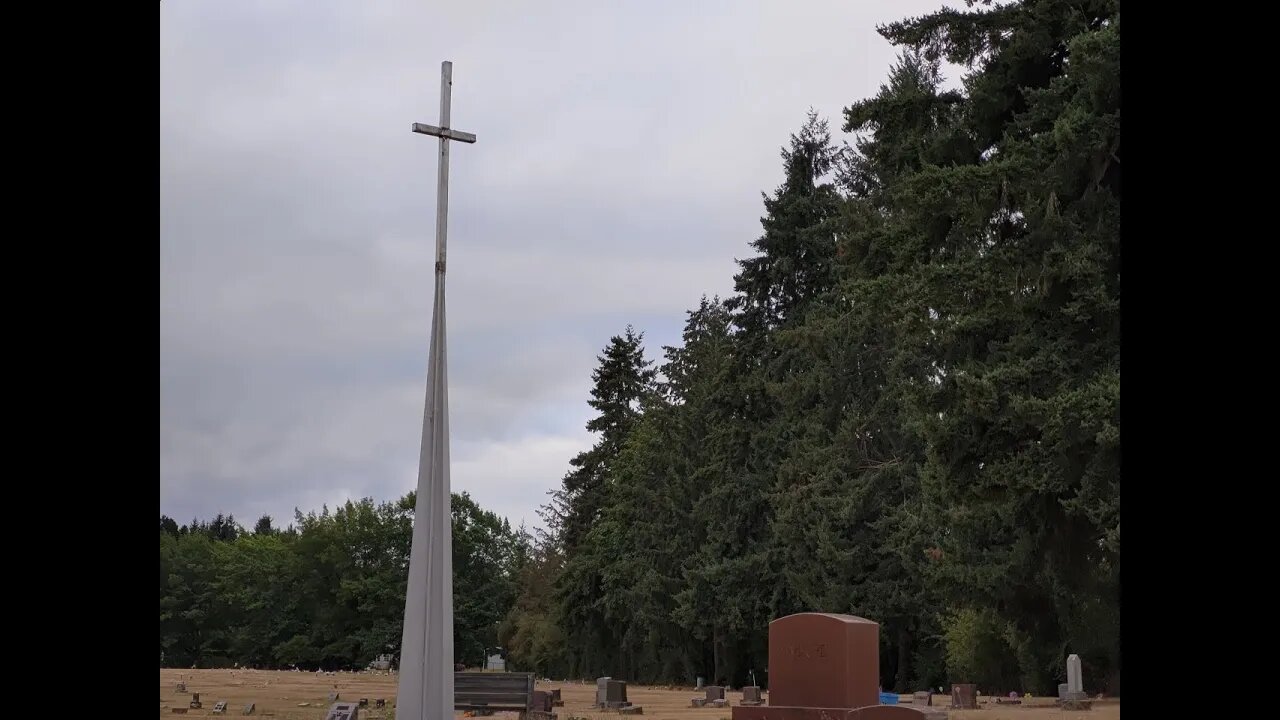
[706,686,726,702]
[730,613,943,720]
[767,613,880,709]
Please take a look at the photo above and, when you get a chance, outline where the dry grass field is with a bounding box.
[159,669,1118,720]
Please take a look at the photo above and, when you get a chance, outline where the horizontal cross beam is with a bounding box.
[412,122,477,144]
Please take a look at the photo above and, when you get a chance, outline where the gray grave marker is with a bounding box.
[212,700,228,714]
[1065,653,1085,701]
[325,702,360,720]
[243,703,256,715]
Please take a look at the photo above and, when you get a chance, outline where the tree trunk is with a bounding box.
[895,625,912,692]
[712,627,722,686]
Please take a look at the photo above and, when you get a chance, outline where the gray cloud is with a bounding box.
[160,0,963,530]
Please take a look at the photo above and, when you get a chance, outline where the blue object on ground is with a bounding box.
[879,692,899,705]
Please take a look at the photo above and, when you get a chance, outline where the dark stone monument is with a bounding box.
[696,681,727,707]
[243,703,256,715]
[949,685,976,709]
[606,680,630,707]
[529,690,558,720]
[176,682,187,693]
[374,698,386,708]
[730,613,947,720]
[325,702,360,720]
[190,692,203,710]
[550,688,564,707]
[593,677,641,712]
[740,687,764,706]
[358,698,369,707]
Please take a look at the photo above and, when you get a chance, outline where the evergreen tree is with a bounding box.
[875,0,1121,693]
[554,325,657,551]
[160,515,180,538]
[765,53,965,690]
[254,515,276,536]
[551,326,656,677]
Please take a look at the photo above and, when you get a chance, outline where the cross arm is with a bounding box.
[412,123,477,144]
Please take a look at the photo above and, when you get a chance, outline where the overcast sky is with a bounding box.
[160,0,961,532]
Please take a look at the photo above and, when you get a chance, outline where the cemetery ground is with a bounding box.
[158,669,1120,720]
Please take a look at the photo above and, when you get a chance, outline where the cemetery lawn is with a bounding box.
[159,669,1120,719]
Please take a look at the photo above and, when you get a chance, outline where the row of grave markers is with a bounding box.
[174,682,388,717]
[170,625,1091,719]
[691,684,764,708]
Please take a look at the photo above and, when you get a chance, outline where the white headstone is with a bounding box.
[1064,653,1085,701]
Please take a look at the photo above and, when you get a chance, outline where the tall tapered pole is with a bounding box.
[400,60,476,720]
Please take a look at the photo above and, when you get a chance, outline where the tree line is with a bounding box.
[159,493,527,670]
[504,0,1119,697]
[159,0,1119,697]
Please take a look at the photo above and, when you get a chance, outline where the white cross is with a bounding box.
[411,61,477,275]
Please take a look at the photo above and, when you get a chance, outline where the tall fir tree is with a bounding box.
[551,326,656,677]
[875,0,1121,693]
